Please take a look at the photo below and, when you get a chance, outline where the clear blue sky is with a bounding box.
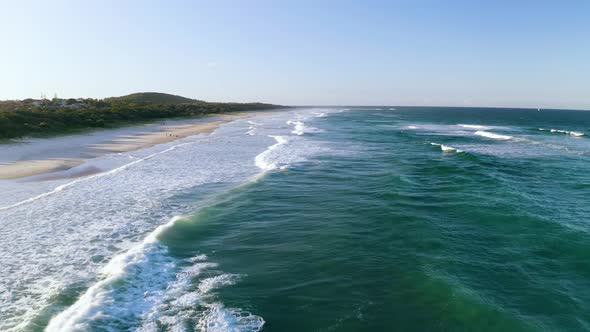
[1,0,589,109]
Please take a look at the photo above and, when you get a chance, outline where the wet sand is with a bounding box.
[0,112,267,180]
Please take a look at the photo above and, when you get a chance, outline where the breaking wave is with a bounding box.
[287,120,306,136]
[254,136,290,171]
[474,131,513,140]
[45,216,184,331]
[45,215,264,332]
[430,142,463,153]
[247,121,262,136]
[539,128,585,137]
[459,124,491,130]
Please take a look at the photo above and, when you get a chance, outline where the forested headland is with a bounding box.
[0,92,286,139]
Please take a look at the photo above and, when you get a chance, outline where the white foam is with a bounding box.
[287,120,306,136]
[46,213,263,332]
[198,274,240,294]
[540,128,585,137]
[197,303,265,332]
[137,261,261,331]
[430,143,462,153]
[459,124,491,130]
[0,108,327,330]
[137,258,220,331]
[45,216,185,332]
[408,126,418,129]
[474,131,512,140]
[254,136,289,171]
[0,142,191,212]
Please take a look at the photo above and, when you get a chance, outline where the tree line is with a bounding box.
[0,98,285,140]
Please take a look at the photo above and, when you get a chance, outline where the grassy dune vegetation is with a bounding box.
[0,92,285,139]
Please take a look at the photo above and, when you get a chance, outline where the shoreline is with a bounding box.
[0,111,269,180]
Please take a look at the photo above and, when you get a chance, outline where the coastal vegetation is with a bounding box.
[0,92,284,139]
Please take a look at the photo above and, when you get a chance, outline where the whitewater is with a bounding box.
[0,108,334,331]
[3,106,590,332]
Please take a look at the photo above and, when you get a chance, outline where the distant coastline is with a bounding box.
[0,92,287,140]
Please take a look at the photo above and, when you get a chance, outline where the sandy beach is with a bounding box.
[0,112,268,180]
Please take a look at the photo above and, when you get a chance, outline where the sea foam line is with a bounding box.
[430,143,463,153]
[254,136,289,171]
[474,131,512,140]
[44,216,185,331]
[286,120,305,136]
[0,142,191,212]
[459,124,491,130]
[247,120,262,135]
[539,128,585,137]
[137,259,261,332]
[45,214,264,332]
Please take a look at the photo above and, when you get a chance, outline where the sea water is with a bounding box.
[1,107,590,331]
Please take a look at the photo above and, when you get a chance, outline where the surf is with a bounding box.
[474,131,513,140]
[458,124,491,130]
[44,216,185,331]
[45,214,265,332]
[430,142,463,153]
[539,128,585,137]
[0,141,192,212]
[254,135,290,171]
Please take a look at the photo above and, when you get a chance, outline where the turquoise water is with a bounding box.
[2,107,590,331]
[163,108,590,331]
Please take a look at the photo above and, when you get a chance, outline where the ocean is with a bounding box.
[1,107,589,331]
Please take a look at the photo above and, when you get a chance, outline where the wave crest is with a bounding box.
[539,128,585,137]
[459,124,491,130]
[474,131,512,140]
[430,142,463,153]
[254,136,289,171]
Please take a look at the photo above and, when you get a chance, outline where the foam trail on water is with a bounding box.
[0,142,191,212]
[459,124,491,130]
[46,214,264,332]
[474,131,512,140]
[254,136,289,171]
[512,137,587,156]
[287,120,306,136]
[196,304,265,332]
[247,120,263,135]
[136,256,264,331]
[430,143,463,153]
[45,216,186,332]
[539,128,585,137]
